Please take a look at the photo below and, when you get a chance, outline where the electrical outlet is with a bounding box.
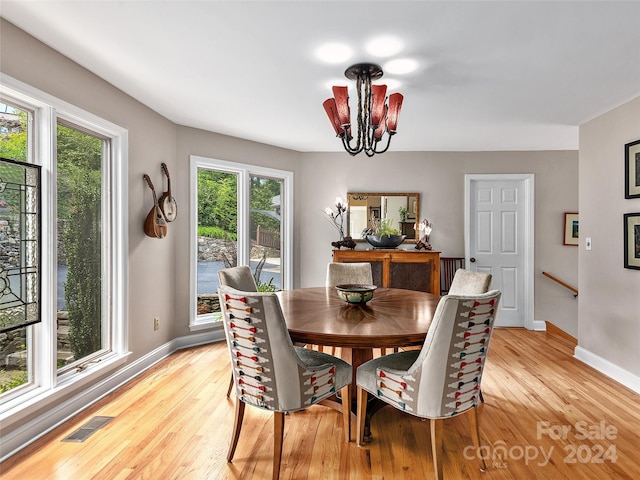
[154,317,160,331]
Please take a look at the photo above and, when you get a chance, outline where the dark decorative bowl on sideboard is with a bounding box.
[365,234,406,249]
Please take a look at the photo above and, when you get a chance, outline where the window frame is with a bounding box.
[189,155,293,330]
[0,74,129,419]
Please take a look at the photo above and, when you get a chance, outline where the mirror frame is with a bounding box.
[346,192,421,242]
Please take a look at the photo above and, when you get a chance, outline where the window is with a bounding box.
[190,155,293,329]
[56,122,107,373]
[0,76,128,414]
[0,157,40,397]
[0,103,36,398]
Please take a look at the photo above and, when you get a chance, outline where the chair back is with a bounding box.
[218,285,346,412]
[218,265,258,292]
[326,262,373,287]
[448,269,491,295]
[375,290,501,418]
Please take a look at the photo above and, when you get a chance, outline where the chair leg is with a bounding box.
[273,411,285,480]
[468,407,487,472]
[226,372,234,398]
[340,384,351,443]
[227,399,245,462]
[356,387,368,446]
[430,418,444,480]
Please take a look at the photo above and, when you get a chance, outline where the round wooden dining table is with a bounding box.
[276,287,440,401]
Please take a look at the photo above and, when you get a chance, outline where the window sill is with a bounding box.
[189,313,223,332]
[189,320,223,332]
[0,351,131,428]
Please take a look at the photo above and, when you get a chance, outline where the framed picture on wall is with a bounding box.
[625,139,640,199]
[563,212,579,246]
[623,213,640,269]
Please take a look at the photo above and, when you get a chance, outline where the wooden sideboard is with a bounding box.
[332,249,440,294]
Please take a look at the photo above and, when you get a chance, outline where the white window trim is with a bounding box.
[189,155,293,330]
[0,74,130,422]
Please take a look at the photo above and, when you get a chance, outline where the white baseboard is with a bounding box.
[574,346,640,394]
[0,330,224,462]
[497,320,546,330]
[531,319,547,331]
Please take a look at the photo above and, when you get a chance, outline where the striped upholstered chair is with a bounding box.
[218,265,259,397]
[218,285,352,480]
[355,290,501,480]
[447,268,493,403]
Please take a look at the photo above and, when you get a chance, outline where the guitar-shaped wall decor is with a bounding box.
[159,162,177,222]
[143,174,168,238]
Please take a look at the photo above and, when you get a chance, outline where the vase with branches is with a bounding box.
[324,197,355,249]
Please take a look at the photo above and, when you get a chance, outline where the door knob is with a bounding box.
[470,257,476,263]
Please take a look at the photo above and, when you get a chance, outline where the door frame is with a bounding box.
[464,173,540,330]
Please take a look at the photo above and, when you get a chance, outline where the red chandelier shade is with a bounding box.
[370,84,387,128]
[322,98,343,137]
[386,92,404,133]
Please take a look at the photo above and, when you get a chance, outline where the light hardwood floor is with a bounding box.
[1,329,639,479]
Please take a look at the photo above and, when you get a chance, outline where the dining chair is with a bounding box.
[355,290,502,480]
[446,269,493,404]
[218,264,259,292]
[326,262,373,287]
[324,262,374,355]
[448,269,492,295]
[218,265,259,398]
[218,285,352,480]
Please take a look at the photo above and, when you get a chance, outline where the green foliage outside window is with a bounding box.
[57,124,102,362]
[197,170,237,233]
[0,109,28,161]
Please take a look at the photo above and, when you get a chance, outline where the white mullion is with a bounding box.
[36,103,57,390]
[236,170,249,267]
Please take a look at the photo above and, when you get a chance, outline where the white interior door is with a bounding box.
[465,174,535,328]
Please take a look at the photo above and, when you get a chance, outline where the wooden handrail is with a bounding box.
[542,271,578,297]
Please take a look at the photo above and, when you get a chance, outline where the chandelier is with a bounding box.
[323,63,403,157]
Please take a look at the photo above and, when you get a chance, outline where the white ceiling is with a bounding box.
[2,1,639,152]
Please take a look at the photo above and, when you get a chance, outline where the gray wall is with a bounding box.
[298,151,579,335]
[579,96,640,380]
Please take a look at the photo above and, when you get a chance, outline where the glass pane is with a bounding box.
[0,103,28,162]
[250,175,282,291]
[0,103,33,395]
[0,158,41,332]
[197,168,238,316]
[57,123,103,370]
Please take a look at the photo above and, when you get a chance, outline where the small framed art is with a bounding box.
[625,139,640,199]
[563,212,579,246]
[623,213,640,270]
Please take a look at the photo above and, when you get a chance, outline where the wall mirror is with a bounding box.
[346,192,420,242]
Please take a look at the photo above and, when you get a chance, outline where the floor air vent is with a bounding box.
[62,416,114,443]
